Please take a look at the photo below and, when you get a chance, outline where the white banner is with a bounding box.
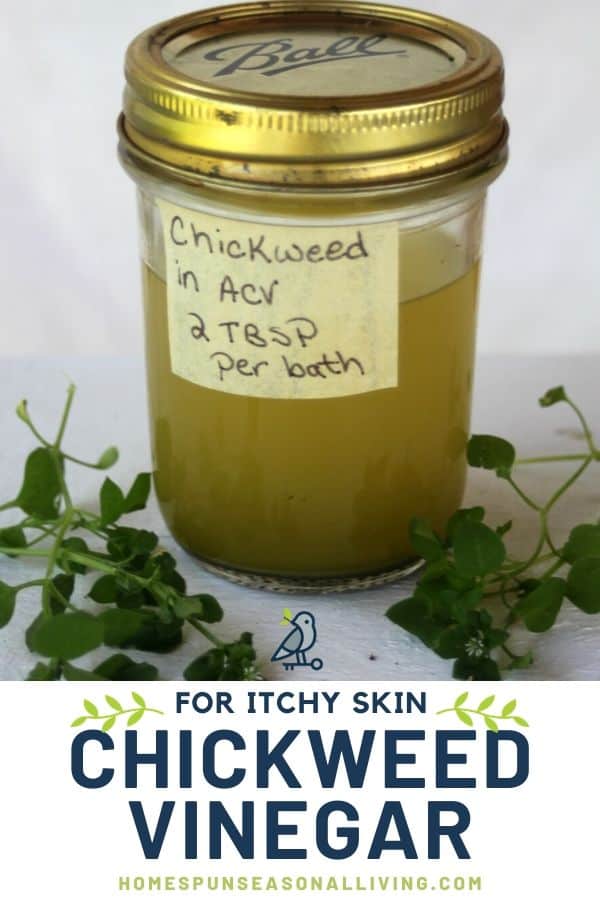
[0,681,595,899]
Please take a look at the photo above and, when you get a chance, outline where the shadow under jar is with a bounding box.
[118,1,509,591]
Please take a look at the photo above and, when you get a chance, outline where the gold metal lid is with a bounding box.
[119,1,508,189]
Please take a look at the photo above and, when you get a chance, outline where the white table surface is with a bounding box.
[0,355,598,681]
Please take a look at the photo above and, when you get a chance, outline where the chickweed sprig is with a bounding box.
[0,386,260,681]
[387,386,600,680]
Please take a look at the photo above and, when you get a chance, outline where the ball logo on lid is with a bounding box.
[203,33,407,78]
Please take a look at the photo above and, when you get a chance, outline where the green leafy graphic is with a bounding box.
[0,386,261,682]
[437,691,529,732]
[388,385,600,680]
[70,691,164,732]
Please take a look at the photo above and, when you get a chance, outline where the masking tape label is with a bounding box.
[159,200,399,400]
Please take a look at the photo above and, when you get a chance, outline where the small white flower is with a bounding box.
[242,663,264,681]
[465,631,486,658]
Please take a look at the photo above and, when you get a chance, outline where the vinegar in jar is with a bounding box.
[142,229,480,578]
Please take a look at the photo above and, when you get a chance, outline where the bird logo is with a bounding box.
[271,608,324,671]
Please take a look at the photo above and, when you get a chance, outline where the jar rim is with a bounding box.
[120,1,508,190]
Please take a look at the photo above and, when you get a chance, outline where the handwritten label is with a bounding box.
[158,201,399,400]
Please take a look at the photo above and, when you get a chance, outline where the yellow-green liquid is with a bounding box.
[143,261,479,578]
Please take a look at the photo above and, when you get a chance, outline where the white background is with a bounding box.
[0,0,598,358]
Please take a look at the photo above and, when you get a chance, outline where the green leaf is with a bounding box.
[454,691,468,708]
[0,526,27,555]
[409,517,444,562]
[93,654,158,681]
[222,633,256,679]
[502,699,517,716]
[566,558,600,614]
[71,716,88,727]
[562,524,600,563]
[183,632,256,681]
[436,625,473,660]
[89,574,119,604]
[171,593,223,623]
[99,478,125,526]
[45,581,68,616]
[419,557,451,584]
[106,527,158,562]
[444,569,478,594]
[478,695,495,712]
[52,573,75,603]
[515,578,566,632]
[29,611,104,660]
[102,716,117,732]
[127,709,144,726]
[27,661,58,681]
[456,709,473,726]
[184,647,226,680]
[26,613,46,652]
[453,520,506,578]
[127,616,183,654]
[62,663,103,681]
[518,577,542,593]
[84,699,99,716]
[507,650,534,670]
[105,695,123,711]
[123,473,152,513]
[132,691,146,708]
[16,447,61,519]
[450,587,484,620]
[60,537,89,574]
[172,595,205,619]
[496,520,513,537]
[96,446,119,469]
[467,435,516,475]
[385,595,446,649]
[446,508,485,542]
[15,398,30,424]
[190,593,223,624]
[484,716,499,732]
[453,656,502,681]
[488,627,509,649]
[185,634,256,680]
[0,582,17,628]
[99,608,148,646]
[539,386,567,407]
[513,716,529,727]
[116,591,145,611]
[149,552,186,593]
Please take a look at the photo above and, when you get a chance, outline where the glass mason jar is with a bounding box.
[119,1,508,591]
